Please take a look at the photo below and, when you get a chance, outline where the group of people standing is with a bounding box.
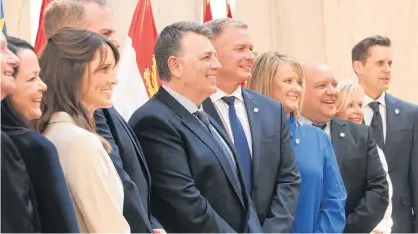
[1,0,417,233]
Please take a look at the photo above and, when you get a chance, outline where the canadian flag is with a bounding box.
[113,0,161,121]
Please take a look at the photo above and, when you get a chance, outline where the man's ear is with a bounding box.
[353,60,363,75]
[168,56,181,79]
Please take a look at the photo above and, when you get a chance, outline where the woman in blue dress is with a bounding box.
[248,52,347,233]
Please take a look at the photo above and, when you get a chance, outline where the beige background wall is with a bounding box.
[3,0,418,104]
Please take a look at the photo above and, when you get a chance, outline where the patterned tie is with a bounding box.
[312,122,327,130]
[369,101,384,148]
[193,111,242,190]
[222,96,252,194]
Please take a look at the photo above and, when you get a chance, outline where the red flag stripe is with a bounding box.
[34,0,52,55]
[203,0,213,22]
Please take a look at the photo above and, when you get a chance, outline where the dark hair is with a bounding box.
[351,35,391,63]
[7,36,36,76]
[3,36,38,128]
[36,27,119,152]
[154,21,212,81]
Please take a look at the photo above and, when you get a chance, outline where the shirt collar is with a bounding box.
[210,86,244,103]
[298,115,313,125]
[364,91,386,107]
[162,85,199,114]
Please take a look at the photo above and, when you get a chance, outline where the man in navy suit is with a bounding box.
[352,35,418,233]
[202,18,301,233]
[129,21,262,233]
[43,1,160,232]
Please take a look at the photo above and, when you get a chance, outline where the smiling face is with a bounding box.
[336,87,365,124]
[1,34,20,99]
[9,49,47,120]
[212,25,254,89]
[80,45,118,114]
[271,62,303,114]
[301,64,339,123]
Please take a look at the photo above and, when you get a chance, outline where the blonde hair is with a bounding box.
[247,52,304,118]
[336,79,364,115]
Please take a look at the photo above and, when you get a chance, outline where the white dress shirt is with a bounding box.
[374,147,393,233]
[299,115,331,136]
[363,92,387,143]
[43,112,130,233]
[209,87,253,156]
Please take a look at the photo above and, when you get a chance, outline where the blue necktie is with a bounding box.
[222,96,252,194]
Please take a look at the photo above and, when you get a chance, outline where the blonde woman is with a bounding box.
[248,52,346,233]
[336,79,393,234]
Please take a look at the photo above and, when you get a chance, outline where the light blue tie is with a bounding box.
[222,96,252,195]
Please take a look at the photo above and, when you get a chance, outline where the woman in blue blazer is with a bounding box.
[248,52,347,233]
[1,36,79,233]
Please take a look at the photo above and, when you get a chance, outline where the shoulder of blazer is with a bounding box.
[242,88,283,110]
[386,92,418,113]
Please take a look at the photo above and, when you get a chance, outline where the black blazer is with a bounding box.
[381,93,418,233]
[128,88,262,233]
[1,101,79,233]
[95,107,157,233]
[203,88,301,233]
[330,117,389,233]
[1,131,38,233]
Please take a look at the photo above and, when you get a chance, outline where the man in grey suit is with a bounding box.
[352,35,418,233]
[202,18,301,233]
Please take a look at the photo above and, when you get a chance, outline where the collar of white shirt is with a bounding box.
[364,91,386,107]
[210,86,244,103]
[162,85,201,114]
[299,115,331,136]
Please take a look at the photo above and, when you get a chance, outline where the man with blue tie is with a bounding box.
[129,21,262,233]
[352,35,418,233]
[202,18,301,233]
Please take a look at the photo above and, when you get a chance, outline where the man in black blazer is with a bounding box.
[129,21,262,233]
[43,1,159,232]
[202,18,301,233]
[352,35,418,233]
[301,63,389,233]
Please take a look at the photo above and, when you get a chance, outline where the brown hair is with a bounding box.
[44,0,111,39]
[36,27,119,152]
[248,52,304,118]
[351,35,391,63]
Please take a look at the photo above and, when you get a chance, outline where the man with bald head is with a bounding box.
[300,63,389,233]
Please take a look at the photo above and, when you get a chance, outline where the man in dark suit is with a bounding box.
[43,1,160,232]
[129,21,262,233]
[352,35,418,233]
[202,18,301,233]
[301,63,389,233]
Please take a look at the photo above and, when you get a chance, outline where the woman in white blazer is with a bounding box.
[35,27,129,233]
[336,79,393,234]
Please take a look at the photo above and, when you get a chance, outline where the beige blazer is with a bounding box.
[43,112,130,233]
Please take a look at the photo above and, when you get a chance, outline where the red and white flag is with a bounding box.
[34,0,52,54]
[113,0,161,120]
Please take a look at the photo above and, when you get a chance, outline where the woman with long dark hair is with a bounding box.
[36,27,129,233]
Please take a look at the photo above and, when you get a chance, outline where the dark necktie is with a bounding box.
[369,101,384,148]
[312,122,327,130]
[193,111,242,189]
[222,96,252,194]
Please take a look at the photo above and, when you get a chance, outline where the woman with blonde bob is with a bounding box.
[336,79,393,234]
[248,52,346,233]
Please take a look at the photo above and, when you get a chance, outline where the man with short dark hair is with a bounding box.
[43,1,160,233]
[202,18,301,233]
[352,35,418,233]
[129,21,262,233]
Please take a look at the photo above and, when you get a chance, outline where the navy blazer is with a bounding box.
[331,118,389,233]
[203,88,301,233]
[128,88,262,233]
[1,131,38,233]
[95,107,157,233]
[381,93,418,233]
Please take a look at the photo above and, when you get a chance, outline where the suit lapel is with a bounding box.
[383,93,399,163]
[202,98,226,131]
[113,109,151,187]
[330,118,347,167]
[241,89,261,191]
[156,89,245,207]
